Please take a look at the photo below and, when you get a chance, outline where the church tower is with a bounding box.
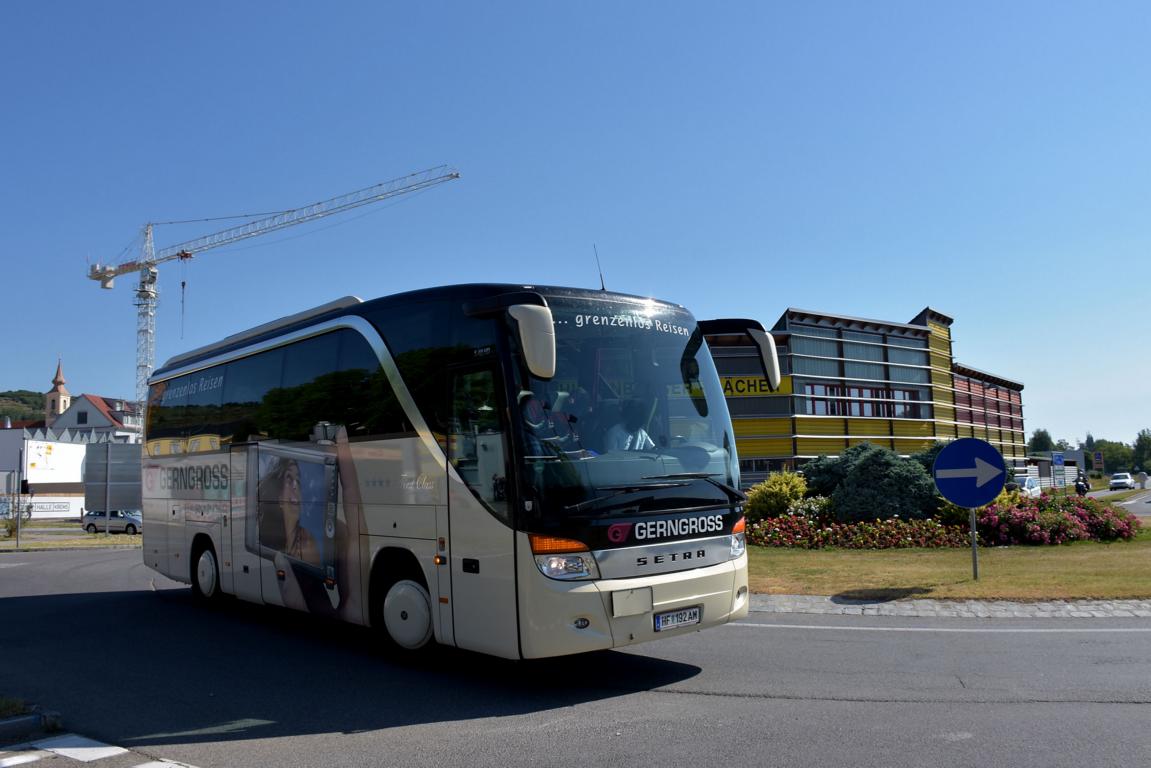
[45,359,71,427]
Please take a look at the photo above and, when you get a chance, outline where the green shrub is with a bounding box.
[799,454,844,497]
[831,444,938,523]
[936,487,1024,527]
[745,471,807,521]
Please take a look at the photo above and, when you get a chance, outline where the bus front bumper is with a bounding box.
[517,549,749,659]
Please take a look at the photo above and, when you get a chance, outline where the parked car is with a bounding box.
[1012,475,1042,499]
[81,509,142,535]
[1109,473,1136,491]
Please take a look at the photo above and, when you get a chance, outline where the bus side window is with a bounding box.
[449,368,510,522]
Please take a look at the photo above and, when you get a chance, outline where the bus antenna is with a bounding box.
[594,244,606,290]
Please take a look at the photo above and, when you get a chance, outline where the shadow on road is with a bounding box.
[1,587,701,746]
[831,587,933,603]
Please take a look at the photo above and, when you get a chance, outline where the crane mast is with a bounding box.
[88,166,459,410]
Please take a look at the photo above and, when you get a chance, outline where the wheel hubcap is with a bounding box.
[383,580,432,650]
[197,551,217,596]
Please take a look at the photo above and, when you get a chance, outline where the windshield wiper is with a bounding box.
[641,473,747,502]
[561,481,690,515]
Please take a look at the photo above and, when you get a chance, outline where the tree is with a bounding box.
[1094,439,1133,474]
[1027,428,1054,453]
[1131,429,1151,472]
[1084,433,1096,450]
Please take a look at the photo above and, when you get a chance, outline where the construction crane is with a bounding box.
[87,165,459,409]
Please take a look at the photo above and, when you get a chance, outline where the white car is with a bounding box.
[1109,473,1136,491]
[1013,476,1042,498]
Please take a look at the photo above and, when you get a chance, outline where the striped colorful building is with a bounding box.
[707,307,1025,487]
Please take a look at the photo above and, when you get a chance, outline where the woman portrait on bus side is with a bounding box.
[257,437,365,623]
[258,457,320,566]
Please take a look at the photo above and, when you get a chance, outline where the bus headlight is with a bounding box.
[534,553,600,580]
[730,516,746,558]
[529,534,601,581]
[730,533,746,559]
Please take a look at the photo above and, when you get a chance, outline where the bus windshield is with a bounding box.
[513,295,738,524]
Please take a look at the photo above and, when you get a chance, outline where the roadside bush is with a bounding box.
[936,487,1027,527]
[747,516,969,549]
[799,453,846,498]
[831,444,938,523]
[748,495,1140,550]
[745,472,807,522]
[786,495,834,526]
[977,494,1141,546]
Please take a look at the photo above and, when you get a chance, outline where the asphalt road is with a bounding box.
[1,549,1149,768]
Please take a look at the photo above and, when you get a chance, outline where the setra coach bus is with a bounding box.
[142,284,780,659]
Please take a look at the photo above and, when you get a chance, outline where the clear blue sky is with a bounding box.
[2,2,1147,446]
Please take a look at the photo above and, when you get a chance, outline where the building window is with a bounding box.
[77,411,88,425]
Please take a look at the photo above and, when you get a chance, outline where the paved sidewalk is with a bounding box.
[751,594,1151,619]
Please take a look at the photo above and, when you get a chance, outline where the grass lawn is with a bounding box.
[748,528,1151,600]
[0,533,141,551]
[0,697,27,718]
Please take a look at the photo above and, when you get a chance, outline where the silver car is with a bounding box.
[1012,476,1042,499]
[81,509,142,535]
[1109,473,1135,491]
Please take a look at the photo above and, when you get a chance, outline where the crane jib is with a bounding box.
[86,165,460,409]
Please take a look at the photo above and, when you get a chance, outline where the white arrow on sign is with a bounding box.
[935,457,1003,487]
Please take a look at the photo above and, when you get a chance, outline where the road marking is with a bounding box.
[132,719,274,739]
[0,755,43,767]
[31,734,127,762]
[731,622,1151,634]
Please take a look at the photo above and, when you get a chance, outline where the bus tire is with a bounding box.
[191,540,220,601]
[380,579,434,651]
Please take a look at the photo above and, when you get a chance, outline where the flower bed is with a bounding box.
[747,515,969,549]
[977,495,1141,546]
[748,494,1141,550]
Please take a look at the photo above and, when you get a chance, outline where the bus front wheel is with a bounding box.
[379,579,433,651]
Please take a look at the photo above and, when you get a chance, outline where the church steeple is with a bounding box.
[45,358,71,426]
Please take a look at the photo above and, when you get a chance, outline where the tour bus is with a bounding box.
[142,284,780,659]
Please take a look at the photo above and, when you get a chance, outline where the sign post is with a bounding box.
[1052,452,1065,488]
[933,438,1008,581]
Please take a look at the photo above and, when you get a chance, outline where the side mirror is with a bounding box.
[698,319,781,391]
[463,291,557,380]
[747,328,782,391]
[508,304,556,379]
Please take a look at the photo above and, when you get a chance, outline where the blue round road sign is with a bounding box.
[932,438,1007,509]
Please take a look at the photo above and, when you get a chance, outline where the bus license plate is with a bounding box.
[654,606,701,632]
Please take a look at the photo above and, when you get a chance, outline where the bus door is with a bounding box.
[446,365,520,657]
[229,444,262,602]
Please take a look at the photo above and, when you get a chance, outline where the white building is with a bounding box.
[0,361,140,518]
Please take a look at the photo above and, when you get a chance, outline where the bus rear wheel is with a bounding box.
[379,579,433,651]
[191,542,220,601]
